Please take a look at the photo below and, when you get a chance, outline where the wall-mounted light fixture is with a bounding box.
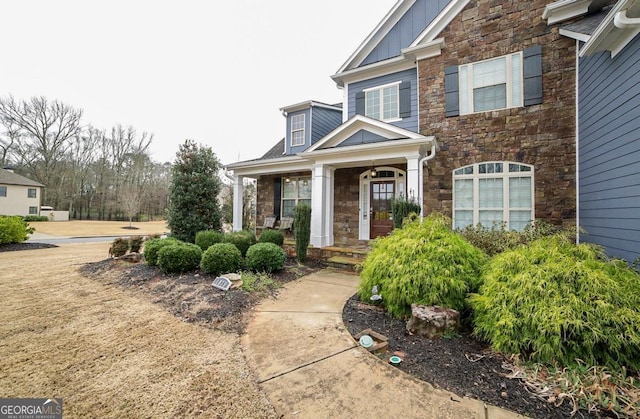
[284,177,291,183]
[370,161,377,178]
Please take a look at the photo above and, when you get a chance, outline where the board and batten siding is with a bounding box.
[578,34,640,262]
[311,107,342,144]
[361,0,452,66]
[348,68,418,132]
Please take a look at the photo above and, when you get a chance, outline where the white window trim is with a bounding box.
[459,52,523,115]
[452,162,535,230]
[290,114,305,147]
[281,176,311,218]
[363,81,401,122]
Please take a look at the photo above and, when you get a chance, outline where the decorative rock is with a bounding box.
[116,253,143,263]
[406,304,460,339]
[223,273,243,289]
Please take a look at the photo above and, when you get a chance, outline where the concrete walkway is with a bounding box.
[241,269,527,419]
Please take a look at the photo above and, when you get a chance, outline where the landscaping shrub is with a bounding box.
[195,230,223,251]
[241,271,280,295]
[359,212,488,318]
[223,231,252,256]
[157,242,203,274]
[469,234,640,371]
[129,236,144,253]
[0,215,34,244]
[110,238,129,257]
[23,215,48,222]
[237,229,257,245]
[293,204,311,262]
[458,220,560,256]
[391,197,421,229]
[143,237,179,266]
[200,243,242,276]
[258,229,284,246]
[246,242,286,273]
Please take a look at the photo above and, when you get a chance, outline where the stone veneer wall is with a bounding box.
[419,0,577,228]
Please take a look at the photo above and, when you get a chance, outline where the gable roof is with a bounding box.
[0,169,44,187]
[543,0,614,24]
[580,0,640,57]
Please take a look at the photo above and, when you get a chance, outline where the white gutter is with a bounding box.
[418,142,437,222]
[614,9,640,28]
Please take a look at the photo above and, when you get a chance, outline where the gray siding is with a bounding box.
[348,68,418,132]
[339,130,388,147]
[285,109,311,155]
[311,107,342,144]
[578,34,640,262]
[361,0,451,66]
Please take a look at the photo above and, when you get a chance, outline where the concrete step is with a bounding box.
[326,256,362,271]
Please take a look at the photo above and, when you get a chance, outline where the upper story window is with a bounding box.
[459,52,523,114]
[453,162,534,231]
[364,82,399,121]
[291,114,305,147]
[0,186,6,197]
[28,188,37,198]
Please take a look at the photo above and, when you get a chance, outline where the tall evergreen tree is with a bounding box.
[167,140,222,242]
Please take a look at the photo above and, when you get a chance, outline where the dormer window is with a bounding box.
[291,114,305,146]
[364,82,400,121]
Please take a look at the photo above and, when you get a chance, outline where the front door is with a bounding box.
[370,181,394,238]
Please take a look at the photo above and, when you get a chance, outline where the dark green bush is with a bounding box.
[157,242,203,274]
[458,220,561,256]
[293,204,311,262]
[246,242,286,273]
[200,243,243,276]
[469,234,640,371]
[223,231,252,257]
[23,215,48,222]
[391,197,421,229]
[359,212,488,318]
[195,230,223,251]
[143,237,179,266]
[129,236,144,253]
[258,229,284,246]
[110,238,129,257]
[0,215,34,244]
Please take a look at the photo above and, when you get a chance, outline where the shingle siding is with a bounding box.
[578,33,640,262]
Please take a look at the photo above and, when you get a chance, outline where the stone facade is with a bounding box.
[418,0,577,228]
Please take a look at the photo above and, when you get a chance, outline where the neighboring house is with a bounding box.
[0,168,44,217]
[227,0,637,262]
[543,0,640,262]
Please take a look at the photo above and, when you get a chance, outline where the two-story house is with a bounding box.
[0,167,44,217]
[227,0,637,262]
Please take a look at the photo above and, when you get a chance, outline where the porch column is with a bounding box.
[232,175,244,231]
[310,164,334,248]
[406,154,420,201]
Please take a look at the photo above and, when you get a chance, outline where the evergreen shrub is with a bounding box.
[359,212,487,318]
[23,215,49,222]
[195,230,223,251]
[246,242,286,273]
[129,236,144,253]
[110,238,129,257]
[0,215,34,244]
[470,234,640,370]
[157,242,203,274]
[223,231,253,257]
[458,220,560,256]
[293,204,311,262]
[143,237,179,266]
[391,197,421,229]
[200,243,243,276]
[258,229,284,246]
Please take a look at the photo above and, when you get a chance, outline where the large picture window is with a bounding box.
[453,162,533,231]
[459,52,522,114]
[365,82,399,121]
[281,177,311,218]
[290,114,305,147]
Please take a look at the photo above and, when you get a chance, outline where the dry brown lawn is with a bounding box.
[0,243,277,418]
[29,220,169,237]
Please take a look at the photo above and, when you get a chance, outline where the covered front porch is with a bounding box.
[225,115,436,248]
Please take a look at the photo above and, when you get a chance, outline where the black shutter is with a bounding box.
[355,91,365,116]
[445,66,459,117]
[273,178,282,220]
[399,81,411,118]
[523,45,543,106]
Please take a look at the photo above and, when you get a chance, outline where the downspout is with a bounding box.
[575,39,580,245]
[614,9,640,28]
[419,142,437,222]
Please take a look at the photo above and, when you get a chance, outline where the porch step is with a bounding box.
[326,256,362,271]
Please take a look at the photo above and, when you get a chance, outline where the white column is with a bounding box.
[406,154,420,201]
[232,175,244,231]
[310,164,334,248]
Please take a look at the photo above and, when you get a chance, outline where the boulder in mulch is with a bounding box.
[406,304,460,339]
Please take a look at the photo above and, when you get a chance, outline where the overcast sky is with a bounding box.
[0,0,396,165]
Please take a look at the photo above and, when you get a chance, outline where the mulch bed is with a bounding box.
[0,242,58,252]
